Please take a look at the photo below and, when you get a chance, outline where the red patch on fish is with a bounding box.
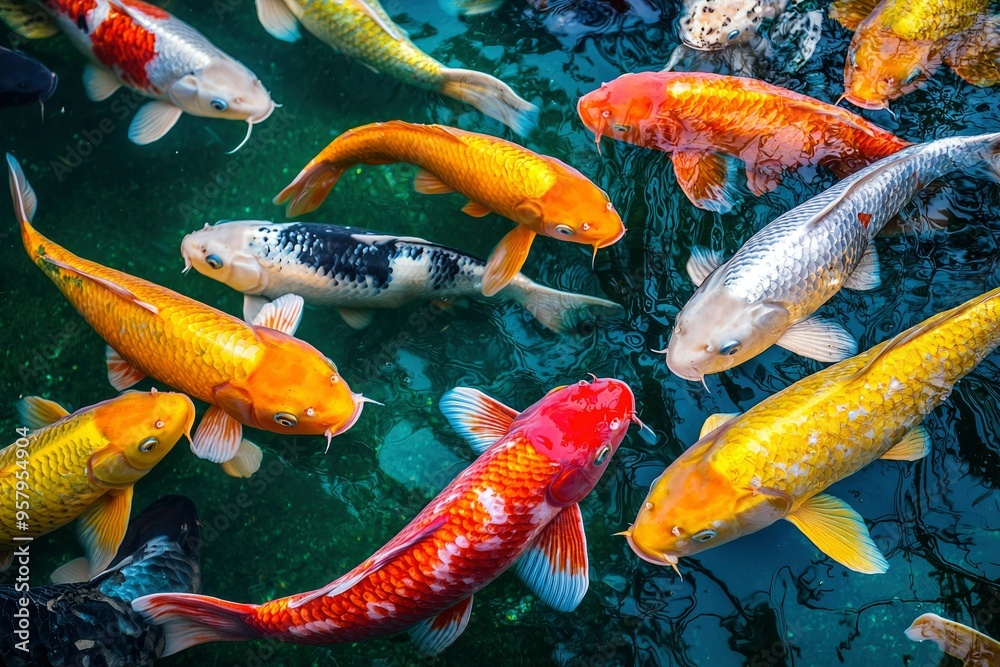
[858,212,872,227]
[46,0,98,26]
[90,6,157,90]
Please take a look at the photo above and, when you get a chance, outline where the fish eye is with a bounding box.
[719,341,741,356]
[848,49,857,67]
[727,29,739,39]
[903,69,921,84]
[555,224,575,236]
[205,254,223,270]
[274,412,298,427]
[611,123,630,132]
[593,445,612,466]
[210,99,228,112]
[692,529,717,542]
[139,437,158,453]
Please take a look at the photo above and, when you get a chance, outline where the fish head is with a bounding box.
[515,378,636,507]
[227,327,368,446]
[181,220,269,293]
[677,0,770,50]
[577,75,667,148]
[168,60,274,124]
[842,28,940,110]
[88,390,195,488]
[665,274,789,381]
[0,48,58,106]
[904,613,952,649]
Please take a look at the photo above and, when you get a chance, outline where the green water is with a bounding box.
[2,0,999,665]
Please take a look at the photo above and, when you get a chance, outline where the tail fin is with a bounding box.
[438,68,538,137]
[978,133,1000,184]
[6,153,43,256]
[273,161,345,217]
[131,593,258,656]
[501,278,624,334]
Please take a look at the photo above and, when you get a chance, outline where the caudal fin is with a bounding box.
[132,593,258,656]
[6,153,44,256]
[438,68,538,136]
[274,161,345,217]
[978,133,1000,183]
[501,278,624,334]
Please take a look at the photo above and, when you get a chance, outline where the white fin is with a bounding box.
[438,67,539,136]
[501,280,624,334]
[7,153,38,222]
[776,317,858,362]
[16,396,69,430]
[881,426,931,461]
[337,307,375,329]
[242,294,270,323]
[686,247,726,287]
[191,405,243,463]
[514,503,589,612]
[77,487,132,577]
[107,345,146,390]
[251,293,303,335]
[50,556,92,584]
[784,493,889,574]
[842,243,881,291]
[439,0,504,15]
[698,412,741,438]
[82,64,122,102]
[221,439,263,478]
[128,101,183,145]
[349,233,431,246]
[408,596,474,655]
[439,387,519,454]
[254,0,300,42]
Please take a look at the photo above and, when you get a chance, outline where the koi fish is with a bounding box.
[132,378,639,656]
[0,0,273,146]
[275,121,625,297]
[439,0,504,14]
[180,220,624,334]
[906,613,1000,666]
[0,494,202,667]
[0,390,194,578]
[0,45,56,108]
[833,0,998,110]
[626,284,1000,575]
[252,0,536,135]
[7,154,368,476]
[665,132,1000,383]
[577,71,909,214]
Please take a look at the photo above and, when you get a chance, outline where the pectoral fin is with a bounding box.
[842,243,881,291]
[408,596,474,656]
[251,293,304,335]
[220,439,263,478]
[881,426,931,461]
[671,151,741,214]
[128,101,183,145]
[699,412,741,438]
[337,307,375,329]
[16,396,69,430]
[242,294,270,323]
[685,247,726,287]
[784,493,889,574]
[413,169,455,195]
[77,487,133,577]
[50,556,92,584]
[514,503,589,612]
[254,0,301,42]
[439,387,519,454]
[828,0,880,31]
[482,225,535,297]
[776,317,858,362]
[462,200,492,217]
[106,345,147,390]
[82,64,122,102]
[191,405,243,463]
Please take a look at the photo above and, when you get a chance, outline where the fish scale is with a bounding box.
[870,0,986,41]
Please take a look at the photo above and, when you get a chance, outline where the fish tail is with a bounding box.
[273,159,346,218]
[438,67,538,136]
[5,153,45,260]
[501,277,624,334]
[976,133,1000,184]
[132,593,258,656]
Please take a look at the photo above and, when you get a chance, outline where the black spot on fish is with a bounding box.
[276,223,396,289]
[77,14,87,32]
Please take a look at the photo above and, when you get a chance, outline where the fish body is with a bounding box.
[0,495,202,667]
[1,0,273,144]
[133,379,638,656]
[0,45,57,107]
[577,72,909,214]
[0,390,194,577]
[253,0,536,134]
[906,613,1000,666]
[629,285,1000,574]
[677,0,788,50]
[665,132,1000,382]
[275,121,625,297]
[180,220,624,334]
[7,154,366,474]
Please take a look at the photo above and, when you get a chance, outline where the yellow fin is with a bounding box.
[699,412,741,438]
[462,200,492,217]
[784,493,888,574]
[482,225,536,297]
[0,0,59,38]
[76,487,133,577]
[344,0,405,40]
[413,169,455,195]
[40,254,160,315]
[16,396,69,430]
[221,439,263,478]
[828,0,879,31]
[881,426,931,461]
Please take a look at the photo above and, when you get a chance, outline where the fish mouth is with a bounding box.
[40,72,58,104]
[838,92,888,111]
[681,38,726,52]
[322,392,381,453]
[622,530,684,578]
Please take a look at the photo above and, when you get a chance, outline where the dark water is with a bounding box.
[2,0,999,665]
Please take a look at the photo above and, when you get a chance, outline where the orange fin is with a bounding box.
[462,200,492,217]
[828,0,880,31]
[191,405,243,463]
[274,161,346,217]
[482,225,536,297]
[513,502,589,612]
[439,387,519,454]
[106,345,146,390]
[251,293,303,335]
[76,486,132,577]
[39,254,159,314]
[413,169,455,195]
[288,515,447,609]
[16,396,70,430]
[408,595,474,656]
[671,151,741,213]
